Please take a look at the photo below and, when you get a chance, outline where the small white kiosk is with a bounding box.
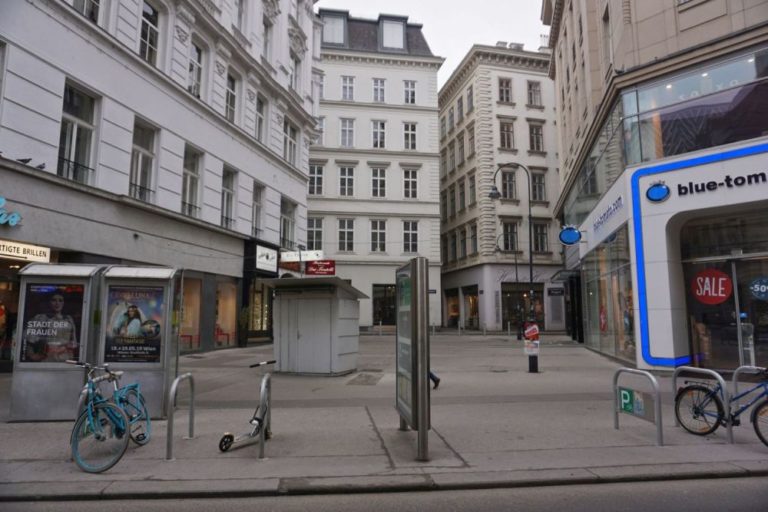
[267,277,367,375]
[10,263,104,420]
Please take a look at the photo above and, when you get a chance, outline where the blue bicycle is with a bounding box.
[68,362,151,472]
[674,367,768,446]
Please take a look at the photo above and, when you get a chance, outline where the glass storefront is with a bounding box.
[501,283,544,331]
[180,277,201,352]
[445,289,459,327]
[215,280,237,348]
[581,224,635,362]
[372,284,396,325]
[462,286,479,329]
[248,280,272,334]
[681,211,768,370]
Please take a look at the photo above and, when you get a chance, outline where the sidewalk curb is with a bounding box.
[2,463,767,502]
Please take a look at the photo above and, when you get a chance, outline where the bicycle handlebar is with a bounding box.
[67,360,123,383]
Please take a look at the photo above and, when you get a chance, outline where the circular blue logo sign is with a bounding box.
[558,226,582,246]
[646,183,670,203]
[749,278,768,301]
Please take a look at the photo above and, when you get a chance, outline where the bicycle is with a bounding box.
[674,367,768,447]
[68,361,151,472]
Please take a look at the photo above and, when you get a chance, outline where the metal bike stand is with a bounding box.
[672,366,731,443]
[732,365,767,408]
[257,373,272,459]
[166,373,195,461]
[613,368,664,446]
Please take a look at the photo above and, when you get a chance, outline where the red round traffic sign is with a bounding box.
[691,268,732,305]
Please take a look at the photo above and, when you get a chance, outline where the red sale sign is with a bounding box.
[691,268,732,305]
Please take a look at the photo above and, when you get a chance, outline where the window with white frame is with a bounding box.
[457,134,465,164]
[532,171,547,201]
[342,76,354,100]
[58,83,96,184]
[403,122,416,150]
[529,123,544,152]
[470,223,478,254]
[382,20,404,49]
[501,170,516,199]
[339,167,354,196]
[457,97,464,122]
[404,80,416,104]
[340,118,354,147]
[533,222,549,252]
[449,185,456,216]
[338,219,354,251]
[440,117,446,139]
[467,125,475,156]
[290,54,301,90]
[280,198,296,249]
[182,145,201,217]
[318,74,324,99]
[498,78,512,103]
[315,116,325,146]
[468,174,476,204]
[440,149,447,175]
[252,182,263,236]
[283,119,297,165]
[448,142,455,170]
[371,220,386,252]
[448,107,454,130]
[235,0,246,31]
[188,42,203,98]
[458,181,466,211]
[403,221,418,253]
[449,232,457,261]
[502,222,518,251]
[307,217,323,250]
[403,169,417,199]
[466,85,473,111]
[500,121,515,149]
[459,228,467,259]
[139,1,160,66]
[373,78,385,102]
[221,167,236,229]
[130,121,155,202]
[371,167,386,197]
[322,15,344,44]
[440,192,447,221]
[74,0,100,24]
[225,73,237,122]
[309,164,323,195]
[372,120,386,149]
[527,81,542,106]
[255,95,266,141]
[263,17,272,59]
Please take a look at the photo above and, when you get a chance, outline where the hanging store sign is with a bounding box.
[306,260,336,276]
[255,245,278,273]
[0,239,50,262]
[691,268,733,305]
[0,197,22,227]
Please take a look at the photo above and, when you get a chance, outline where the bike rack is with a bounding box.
[166,372,195,461]
[257,373,271,459]
[672,366,732,444]
[613,368,663,446]
[732,365,767,408]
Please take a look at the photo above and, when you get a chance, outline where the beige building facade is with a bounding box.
[438,43,564,332]
[543,0,768,369]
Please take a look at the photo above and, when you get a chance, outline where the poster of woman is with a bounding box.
[20,284,84,363]
[104,285,164,363]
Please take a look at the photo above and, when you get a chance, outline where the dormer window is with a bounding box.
[382,20,404,49]
[322,15,344,44]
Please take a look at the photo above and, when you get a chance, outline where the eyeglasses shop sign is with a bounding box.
[0,239,50,263]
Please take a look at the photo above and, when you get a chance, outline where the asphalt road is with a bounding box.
[5,477,768,511]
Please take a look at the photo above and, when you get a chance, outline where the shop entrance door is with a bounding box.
[684,257,768,369]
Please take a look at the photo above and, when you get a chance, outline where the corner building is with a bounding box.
[542,0,768,369]
[438,43,564,332]
[309,10,443,329]
[0,0,320,368]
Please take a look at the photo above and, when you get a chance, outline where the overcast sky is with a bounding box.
[314,0,550,89]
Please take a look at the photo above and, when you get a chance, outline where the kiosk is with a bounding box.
[10,263,104,421]
[267,277,367,375]
[98,266,182,417]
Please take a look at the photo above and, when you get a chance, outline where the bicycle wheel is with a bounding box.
[71,402,130,473]
[675,384,724,436]
[122,388,151,446]
[752,398,768,447]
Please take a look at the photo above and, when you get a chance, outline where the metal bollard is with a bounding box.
[166,372,195,461]
[507,321,511,337]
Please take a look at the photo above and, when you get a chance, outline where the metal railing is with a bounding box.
[613,368,663,446]
[672,366,731,443]
[166,373,195,461]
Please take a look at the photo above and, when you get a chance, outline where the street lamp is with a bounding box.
[494,233,523,340]
[489,162,539,372]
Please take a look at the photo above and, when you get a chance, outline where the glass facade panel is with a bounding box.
[181,277,201,352]
[215,280,237,348]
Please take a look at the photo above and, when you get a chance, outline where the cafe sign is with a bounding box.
[0,239,51,262]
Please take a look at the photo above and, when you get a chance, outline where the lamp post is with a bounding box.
[494,233,523,340]
[489,162,539,372]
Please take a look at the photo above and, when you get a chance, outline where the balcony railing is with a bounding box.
[221,216,235,229]
[129,183,153,202]
[57,158,93,184]
[182,202,200,218]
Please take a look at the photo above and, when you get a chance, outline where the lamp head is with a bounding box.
[488,186,501,200]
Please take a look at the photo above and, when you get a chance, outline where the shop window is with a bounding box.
[181,278,201,352]
[215,280,237,348]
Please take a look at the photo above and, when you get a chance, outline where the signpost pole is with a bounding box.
[415,258,430,461]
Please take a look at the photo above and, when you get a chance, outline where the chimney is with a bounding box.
[538,34,552,52]
[496,41,508,47]
[508,42,524,51]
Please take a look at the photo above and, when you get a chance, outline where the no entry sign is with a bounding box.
[691,268,732,305]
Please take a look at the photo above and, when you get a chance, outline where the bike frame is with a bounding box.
[81,375,126,438]
[696,380,768,421]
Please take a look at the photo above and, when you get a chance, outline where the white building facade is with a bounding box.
[439,43,563,332]
[308,10,444,329]
[0,0,319,367]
